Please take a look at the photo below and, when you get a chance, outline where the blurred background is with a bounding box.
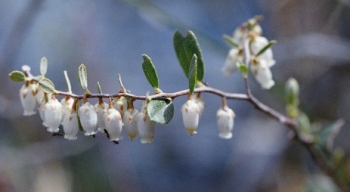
[1,0,350,191]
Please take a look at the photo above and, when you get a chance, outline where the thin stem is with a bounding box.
[64,70,72,93]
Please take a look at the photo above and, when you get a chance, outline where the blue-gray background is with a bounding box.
[1,0,350,191]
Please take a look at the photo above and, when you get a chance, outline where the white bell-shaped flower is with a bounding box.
[104,107,124,142]
[19,82,37,116]
[217,105,236,139]
[193,94,205,117]
[62,111,79,140]
[114,96,127,116]
[250,36,275,67]
[95,101,108,133]
[38,97,48,127]
[181,98,200,135]
[44,97,63,133]
[60,96,74,114]
[232,21,262,45]
[250,59,275,89]
[123,108,139,140]
[137,104,156,144]
[78,102,98,136]
[221,48,244,76]
[34,83,44,103]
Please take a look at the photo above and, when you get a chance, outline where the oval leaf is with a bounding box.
[173,30,205,81]
[40,57,48,77]
[38,78,56,94]
[78,64,89,93]
[142,54,159,89]
[189,54,197,94]
[147,99,174,124]
[9,71,26,82]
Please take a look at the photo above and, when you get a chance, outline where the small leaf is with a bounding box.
[38,78,56,94]
[40,57,48,77]
[78,64,89,93]
[173,30,205,81]
[222,34,239,48]
[97,81,102,94]
[313,119,344,159]
[256,40,276,57]
[236,62,248,76]
[9,71,26,82]
[142,54,159,89]
[188,54,197,94]
[147,99,174,124]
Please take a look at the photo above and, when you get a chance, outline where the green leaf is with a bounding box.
[142,54,159,89]
[147,99,174,124]
[38,78,56,94]
[173,30,205,81]
[256,40,276,57]
[222,34,239,48]
[40,57,48,77]
[313,119,344,159]
[78,64,90,93]
[236,62,248,76]
[188,54,197,94]
[9,71,26,82]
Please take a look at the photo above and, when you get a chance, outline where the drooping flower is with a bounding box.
[217,105,235,139]
[232,19,262,45]
[114,96,127,116]
[137,102,156,144]
[44,96,63,133]
[193,93,205,117]
[181,98,200,135]
[104,107,124,142]
[19,81,37,116]
[78,101,98,136]
[221,48,244,76]
[250,59,275,89]
[60,96,74,114]
[95,100,108,133]
[123,107,139,141]
[250,35,275,67]
[62,111,79,140]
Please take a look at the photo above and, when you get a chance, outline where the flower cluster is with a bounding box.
[222,16,276,89]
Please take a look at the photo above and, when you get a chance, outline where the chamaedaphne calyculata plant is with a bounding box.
[8,16,350,191]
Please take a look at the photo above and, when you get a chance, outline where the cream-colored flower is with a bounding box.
[250,36,275,67]
[222,48,244,76]
[62,111,79,140]
[95,102,108,133]
[181,99,200,135]
[19,82,37,116]
[123,108,139,141]
[104,108,124,142]
[250,59,275,89]
[44,97,63,133]
[114,96,127,116]
[217,106,235,139]
[78,102,98,136]
[137,103,155,144]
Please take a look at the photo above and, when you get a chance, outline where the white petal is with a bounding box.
[181,99,200,135]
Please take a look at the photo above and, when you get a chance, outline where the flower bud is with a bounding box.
[123,108,139,140]
[181,98,200,135]
[217,106,235,139]
[137,103,156,144]
[78,102,98,136]
[114,96,127,116]
[62,111,79,140]
[250,59,275,89]
[44,97,63,133]
[221,48,244,76]
[95,101,108,133]
[19,82,37,116]
[104,108,124,142]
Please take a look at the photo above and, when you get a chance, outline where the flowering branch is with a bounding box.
[8,16,350,191]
